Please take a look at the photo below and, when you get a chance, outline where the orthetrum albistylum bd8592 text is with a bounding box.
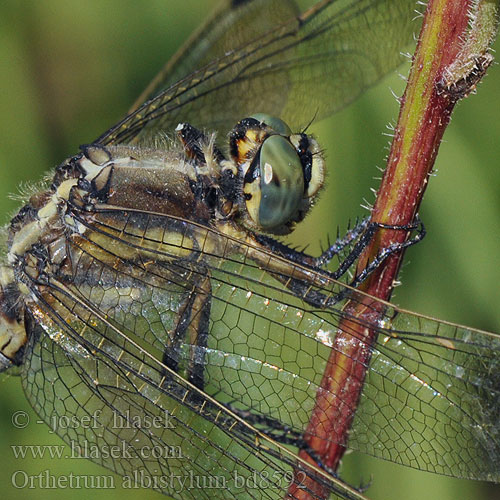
[1,1,499,500]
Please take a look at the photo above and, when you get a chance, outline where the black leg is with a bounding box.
[348,219,426,288]
[328,216,426,281]
[255,216,425,284]
[162,273,211,391]
[186,275,211,389]
[253,217,370,269]
[252,216,425,309]
[313,217,371,268]
[225,404,306,447]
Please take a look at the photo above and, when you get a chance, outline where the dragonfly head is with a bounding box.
[229,114,324,235]
[0,265,26,372]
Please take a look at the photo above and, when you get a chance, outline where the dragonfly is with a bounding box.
[0,1,499,500]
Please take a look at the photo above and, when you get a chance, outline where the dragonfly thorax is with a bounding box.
[0,143,221,371]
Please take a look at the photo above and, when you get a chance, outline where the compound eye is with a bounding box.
[250,113,292,136]
[245,135,304,231]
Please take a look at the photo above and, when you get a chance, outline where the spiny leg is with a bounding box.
[326,217,426,282]
[162,272,211,391]
[255,216,371,269]
[347,219,426,288]
[253,217,425,308]
[225,405,344,479]
[184,275,211,389]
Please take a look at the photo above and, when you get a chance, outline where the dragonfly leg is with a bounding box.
[313,217,371,268]
[347,217,426,287]
[225,405,307,447]
[328,216,426,281]
[252,222,369,270]
[186,275,211,389]
[162,273,211,390]
[254,217,370,267]
[253,217,425,308]
[176,122,225,164]
[255,216,424,282]
[225,405,348,479]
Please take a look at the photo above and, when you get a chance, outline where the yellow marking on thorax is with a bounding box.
[8,179,78,263]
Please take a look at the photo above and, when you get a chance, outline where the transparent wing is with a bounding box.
[20,216,368,500]
[19,203,500,500]
[127,0,301,114]
[96,0,419,145]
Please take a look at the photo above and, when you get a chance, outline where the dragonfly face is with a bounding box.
[1,1,499,500]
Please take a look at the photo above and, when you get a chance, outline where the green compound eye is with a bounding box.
[250,113,292,136]
[250,134,304,230]
[237,114,324,234]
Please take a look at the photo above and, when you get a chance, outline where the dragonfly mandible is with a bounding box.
[0,1,499,500]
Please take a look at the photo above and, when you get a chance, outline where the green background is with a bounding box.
[0,1,498,499]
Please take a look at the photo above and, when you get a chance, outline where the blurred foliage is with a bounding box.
[0,1,498,499]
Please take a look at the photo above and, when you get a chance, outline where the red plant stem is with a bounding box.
[287,0,482,498]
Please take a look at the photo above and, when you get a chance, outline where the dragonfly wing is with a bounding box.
[97,0,419,146]
[19,195,500,487]
[128,0,300,114]
[21,311,320,500]
[19,207,367,500]
[348,307,500,481]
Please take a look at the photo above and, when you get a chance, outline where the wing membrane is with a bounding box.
[19,202,500,495]
[97,0,418,145]
[20,209,368,500]
[128,0,301,114]
[23,275,352,500]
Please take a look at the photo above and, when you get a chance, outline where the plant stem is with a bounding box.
[289,0,499,498]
